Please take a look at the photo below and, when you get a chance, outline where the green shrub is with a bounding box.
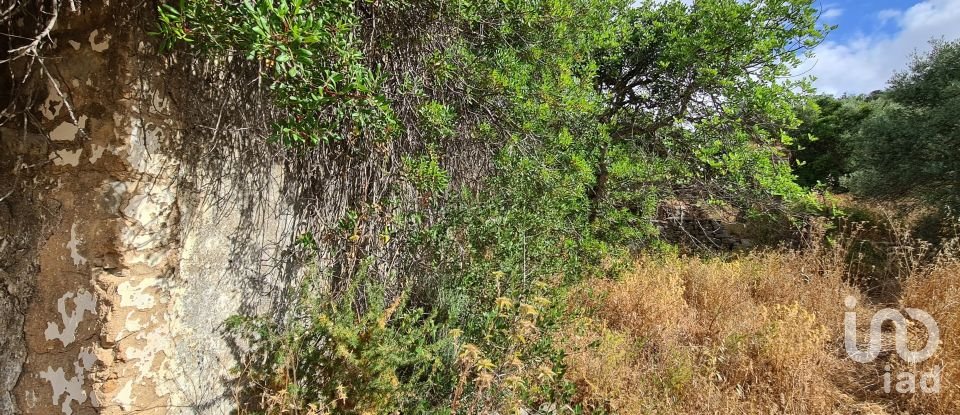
[227,275,450,414]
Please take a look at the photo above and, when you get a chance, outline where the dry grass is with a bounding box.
[887,242,960,413]
[562,229,960,414]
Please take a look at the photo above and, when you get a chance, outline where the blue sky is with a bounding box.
[801,0,960,95]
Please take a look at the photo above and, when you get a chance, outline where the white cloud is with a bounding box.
[821,7,844,19]
[800,0,960,95]
[877,9,902,25]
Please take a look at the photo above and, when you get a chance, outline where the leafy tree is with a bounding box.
[589,0,828,244]
[845,39,960,210]
[788,95,872,190]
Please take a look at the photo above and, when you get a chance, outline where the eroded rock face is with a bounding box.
[2,3,299,414]
[0,131,48,415]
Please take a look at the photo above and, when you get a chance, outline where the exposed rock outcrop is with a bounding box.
[1,3,300,414]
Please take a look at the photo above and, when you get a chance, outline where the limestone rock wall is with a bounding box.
[1,3,300,414]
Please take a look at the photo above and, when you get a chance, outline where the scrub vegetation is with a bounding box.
[151,0,960,413]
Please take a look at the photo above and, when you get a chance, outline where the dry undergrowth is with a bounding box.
[889,241,960,414]
[562,233,960,414]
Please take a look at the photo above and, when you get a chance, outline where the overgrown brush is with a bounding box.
[563,251,860,414]
[563,224,960,414]
[147,1,958,414]
[885,240,960,413]
[227,265,580,414]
